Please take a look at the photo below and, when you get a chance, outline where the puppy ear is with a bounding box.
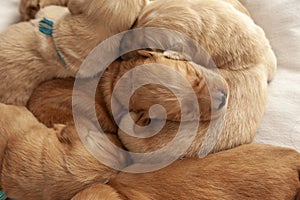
[68,0,85,15]
[55,124,75,145]
[137,50,156,58]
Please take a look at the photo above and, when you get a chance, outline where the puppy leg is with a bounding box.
[71,183,123,200]
[27,78,116,132]
[27,78,75,127]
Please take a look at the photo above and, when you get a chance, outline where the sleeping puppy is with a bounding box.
[121,0,276,80]
[27,50,228,128]
[0,103,128,200]
[121,0,275,79]
[71,144,300,200]
[118,0,277,156]
[0,6,71,106]
[0,0,148,106]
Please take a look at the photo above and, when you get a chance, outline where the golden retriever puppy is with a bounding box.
[121,0,275,78]
[27,50,228,128]
[0,0,148,106]
[71,144,300,200]
[0,6,72,106]
[0,103,128,200]
[118,0,277,157]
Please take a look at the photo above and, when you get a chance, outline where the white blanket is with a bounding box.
[0,0,299,151]
[239,0,300,151]
[0,0,19,31]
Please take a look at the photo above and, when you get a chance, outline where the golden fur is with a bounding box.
[6,0,285,199]
[1,0,147,106]
[72,144,300,200]
[27,51,228,128]
[117,0,277,156]
[0,103,128,200]
[19,0,69,21]
[121,0,276,77]
[2,52,228,199]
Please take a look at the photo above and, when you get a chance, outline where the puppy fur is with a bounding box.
[117,0,277,157]
[0,6,73,106]
[121,0,276,79]
[0,103,128,200]
[24,52,228,199]
[1,0,148,106]
[19,0,69,21]
[71,144,300,200]
[28,50,228,128]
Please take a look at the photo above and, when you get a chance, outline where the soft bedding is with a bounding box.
[239,0,300,151]
[0,0,299,151]
[0,0,19,31]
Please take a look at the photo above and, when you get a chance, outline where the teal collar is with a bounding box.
[39,18,68,67]
[0,190,7,200]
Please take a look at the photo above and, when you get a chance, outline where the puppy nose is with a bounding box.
[218,90,227,109]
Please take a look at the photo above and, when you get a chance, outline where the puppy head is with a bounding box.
[68,0,148,31]
[116,50,229,122]
[54,124,125,183]
[19,0,41,21]
[56,119,130,171]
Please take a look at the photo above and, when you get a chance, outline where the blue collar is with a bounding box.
[39,18,68,67]
[0,190,7,200]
